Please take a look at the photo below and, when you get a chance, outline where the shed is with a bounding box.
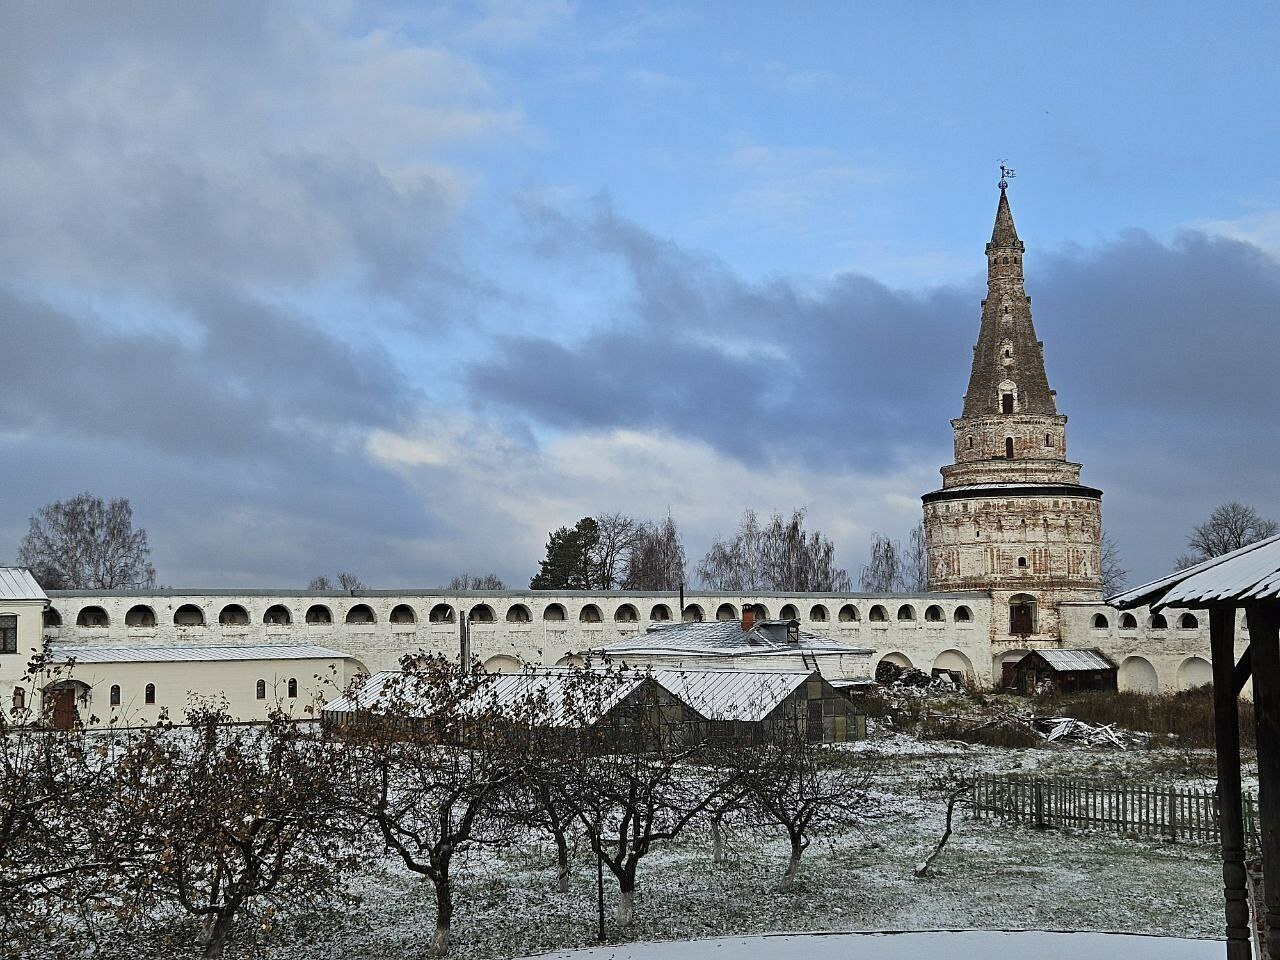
[321,668,700,752]
[1012,648,1117,694]
[652,668,865,744]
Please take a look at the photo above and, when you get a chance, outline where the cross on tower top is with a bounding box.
[998,161,1016,191]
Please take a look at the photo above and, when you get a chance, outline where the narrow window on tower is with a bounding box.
[1001,394,1014,414]
[1045,433,1052,447]
[967,437,974,450]
[1005,437,1014,459]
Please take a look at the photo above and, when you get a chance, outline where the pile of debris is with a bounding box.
[949,711,1149,750]
[875,661,961,693]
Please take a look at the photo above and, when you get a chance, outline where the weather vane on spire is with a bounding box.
[998,160,1016,190]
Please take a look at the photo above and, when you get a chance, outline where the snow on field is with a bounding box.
[256,739,1228,960]
[525,930,1221,960]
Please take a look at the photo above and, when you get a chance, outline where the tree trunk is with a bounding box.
[780,841,803,889]
[711,817,725,865]
[616,886,635,927]
[431,868,453,957]
[201,912,234,960]
[555,831,570,893]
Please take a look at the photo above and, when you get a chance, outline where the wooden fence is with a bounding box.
[970,772,1258,844]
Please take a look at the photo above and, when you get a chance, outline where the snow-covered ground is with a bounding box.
[525,930,1221,960]
[254,736,1228,960]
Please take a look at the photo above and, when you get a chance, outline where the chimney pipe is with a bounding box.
[741,603,755,632]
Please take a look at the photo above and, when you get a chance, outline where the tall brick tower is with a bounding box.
[922,179,1103,656]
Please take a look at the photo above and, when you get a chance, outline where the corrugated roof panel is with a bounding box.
[1110,534,1280,609]
[0,568,48,601]
[1034,649,1114,672]
[322,670,645,728]
[54,644,352,664]
[651,669,811,721]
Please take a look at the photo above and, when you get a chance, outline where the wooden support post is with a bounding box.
[1211,605,1251,959]
[1248,601,1280,956]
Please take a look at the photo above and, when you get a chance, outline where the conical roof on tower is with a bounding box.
[988,185,1022,250]
[961,185,1056,418]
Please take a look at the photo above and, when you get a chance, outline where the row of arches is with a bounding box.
[1118,655,1211,693]
[1092,611,1200,631]
[51,600,977,630]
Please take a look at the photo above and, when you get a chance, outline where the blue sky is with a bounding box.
[1,1,1278,588]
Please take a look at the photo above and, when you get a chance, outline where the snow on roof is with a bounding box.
[1030,648,1114,672]
[650,669,814,722]
[54,644,353,664]
[594,619,870,658]
[324,666,836,726]
[1109,533,1280,610]
[0,568,48,602]
[322,670,646,727]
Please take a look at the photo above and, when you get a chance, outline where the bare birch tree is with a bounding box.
[447,573,507,590]
[623,515,686,591]
[17,493,156,590]
[699,509,850,592]
[903,524,929,592]
[859,533,906,592]
[1100,529,1128,595]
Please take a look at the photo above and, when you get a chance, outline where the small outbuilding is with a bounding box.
[1012,648,1117,694]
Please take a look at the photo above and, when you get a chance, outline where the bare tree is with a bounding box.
[562,744,728,927]
[1174,501,1278,569]
[623,515,686,591]
[1100,529,1128,595]
[699,509,850,592]
[17,493,156,590]
[859,533,905,592]
[343,655,521,956]
[590,513,644,590]
[728,729,871,887]
[308,573,366,590]
[111,705,363,959]
[903,524,929,592]
[448,573,507,590]
[0,653,122,952]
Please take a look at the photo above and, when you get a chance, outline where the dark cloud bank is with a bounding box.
[1,7,1275,586]
[467,203,1280,582]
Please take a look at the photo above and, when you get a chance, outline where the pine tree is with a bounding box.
[530,518,600,589]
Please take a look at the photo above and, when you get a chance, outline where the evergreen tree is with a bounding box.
[530,518,600,589]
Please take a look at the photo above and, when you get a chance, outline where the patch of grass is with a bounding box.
[1032,687,1253,748]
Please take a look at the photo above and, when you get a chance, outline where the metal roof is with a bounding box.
[322,670,645,727]
[0,568,48,602]
[1109,534,1280,610]
[323,666,831,726]
[1030,649,1115,672]
[53,644,352,664]
[650,668,813,722]
[594,619,871,658]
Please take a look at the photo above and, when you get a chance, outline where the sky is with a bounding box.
[1,1,1278,590]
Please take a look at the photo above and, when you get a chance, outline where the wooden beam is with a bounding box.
[1211,605,1251,959]
[1236,645,1254,698]
[1247,600,1280,954]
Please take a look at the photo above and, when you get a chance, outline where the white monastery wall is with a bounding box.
[36,589,993,686]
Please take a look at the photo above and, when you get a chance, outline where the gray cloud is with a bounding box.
[467,203,1280,581]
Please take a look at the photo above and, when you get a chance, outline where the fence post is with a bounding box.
[1034,779,1045,829]
[1168,787,1178,843]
